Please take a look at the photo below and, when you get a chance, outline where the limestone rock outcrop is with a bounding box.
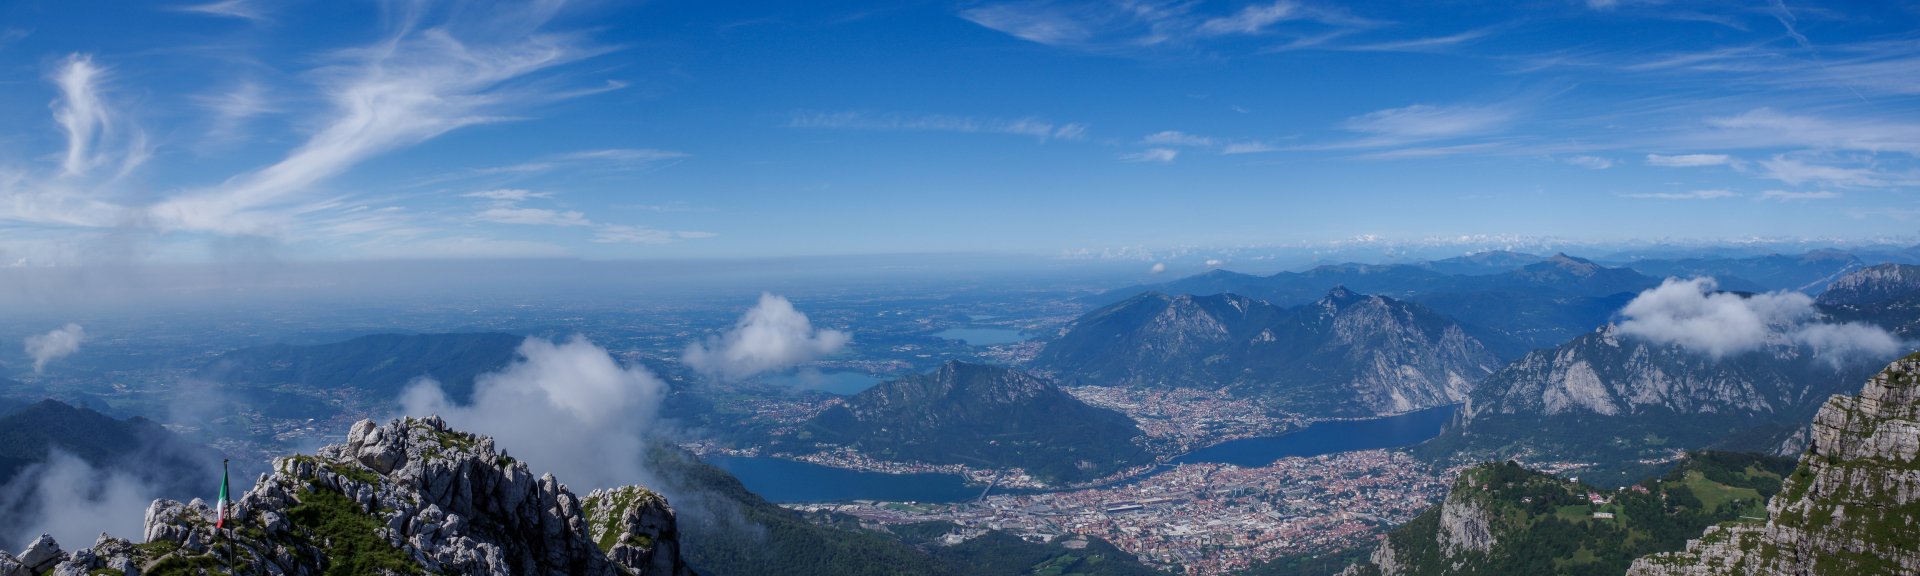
[14,416,695,576]
[1629,354,1920,575]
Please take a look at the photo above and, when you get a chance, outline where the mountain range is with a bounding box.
[1420,325,1879,485]
[1816,263,1920,338]
[0,399,217,493]
[1037,288,1499,416]
[197,332,524,406]
[1341,352,1920,576]
[799,361,1149,484]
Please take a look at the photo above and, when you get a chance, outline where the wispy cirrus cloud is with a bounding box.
[1120,148,1178,163]
[1760,189,1838,202]
[593,225,715,244]
[175,0,270,22]
[1646,153,1738,167]
[788,111,1087,140]
[1563,155,1613,169]
[475,207,592,227]
[148,1,611,235]
[1141,130,1215,147]
[958,0,1388,54]
[1623,189,1738,200]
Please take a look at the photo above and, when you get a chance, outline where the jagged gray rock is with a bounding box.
[18,534,61,573]
[1629,354,1920,575]
[0,551,27,576]
[42,416,694,576]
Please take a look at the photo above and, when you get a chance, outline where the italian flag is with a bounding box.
[215,459,230,529]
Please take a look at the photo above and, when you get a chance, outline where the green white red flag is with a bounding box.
[216,459,230,529]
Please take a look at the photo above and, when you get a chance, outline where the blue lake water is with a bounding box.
[757,371,885,395]
[712,404,1458,503]
[934,327,1026,345]
[707,456,985,503]
[1174,405,1459,467]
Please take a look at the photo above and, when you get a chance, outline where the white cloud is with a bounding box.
[1142,130,1215,147]
[957,0,1374,52]
[1759,189,1839,201]
[475,207,591,227]
[148,3,603,234]
[1343,104,1508,139]
[1617,277,1900,365]
[0,450,159,551]
[592,225,714,244]
[463,189,553,202]
[1624,189,1737,200]
[175,0,268,22]
[1205,258,1224,267]
[557,148,690,164]
[1149,262,1167,275]
[789,111,1087,140]
[53,55,111,176]
[24,323,85,373]
[957,3,1094,46]
[1564,155,1613,169]
[1757,156,1909,188]
[1701,108,1920,156]
[1646,153,1738,167]
[1221,141,1279,155]
[1198,1,1302,36]
[1121,148,1178,163]
[194,81,277,143]
[401,335,666,491]
[682,293,850,380]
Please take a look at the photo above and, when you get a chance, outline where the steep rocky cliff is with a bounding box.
[1629,354,1920,575]
[1817,263,1920,338]
[1425,325,1875,484]
[0,416,692,576]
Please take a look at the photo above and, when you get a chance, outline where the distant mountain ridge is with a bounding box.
[800,361,1150,484]
[1038,288,1499,417]
[1091,253,1661,358]
[200,332,524,404]
[1614,249,1863,294]
[0,399,222,541]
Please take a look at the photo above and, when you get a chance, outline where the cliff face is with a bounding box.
[0,416,693,576]
[1629,354,1920,576]
[1426,324,1874,484]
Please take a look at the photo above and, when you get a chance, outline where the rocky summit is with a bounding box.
[1628,353,1920,576]
[0,416,693,576]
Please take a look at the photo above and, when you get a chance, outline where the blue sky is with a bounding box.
[1,0,1917,264]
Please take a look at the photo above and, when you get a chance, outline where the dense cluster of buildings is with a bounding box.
[808,450,1452,574]
[1065,385,1300,454]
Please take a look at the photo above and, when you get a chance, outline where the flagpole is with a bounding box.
[222,458,235,576]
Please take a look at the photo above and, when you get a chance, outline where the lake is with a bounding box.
[712,404,1458,503]
[1174,404,1459,467]
[706,456,985,503]
[934,327,1026,345]
[757,371,885,395]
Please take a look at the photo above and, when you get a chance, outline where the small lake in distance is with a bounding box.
[756,371,885,395]
[934,327,1025,345]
